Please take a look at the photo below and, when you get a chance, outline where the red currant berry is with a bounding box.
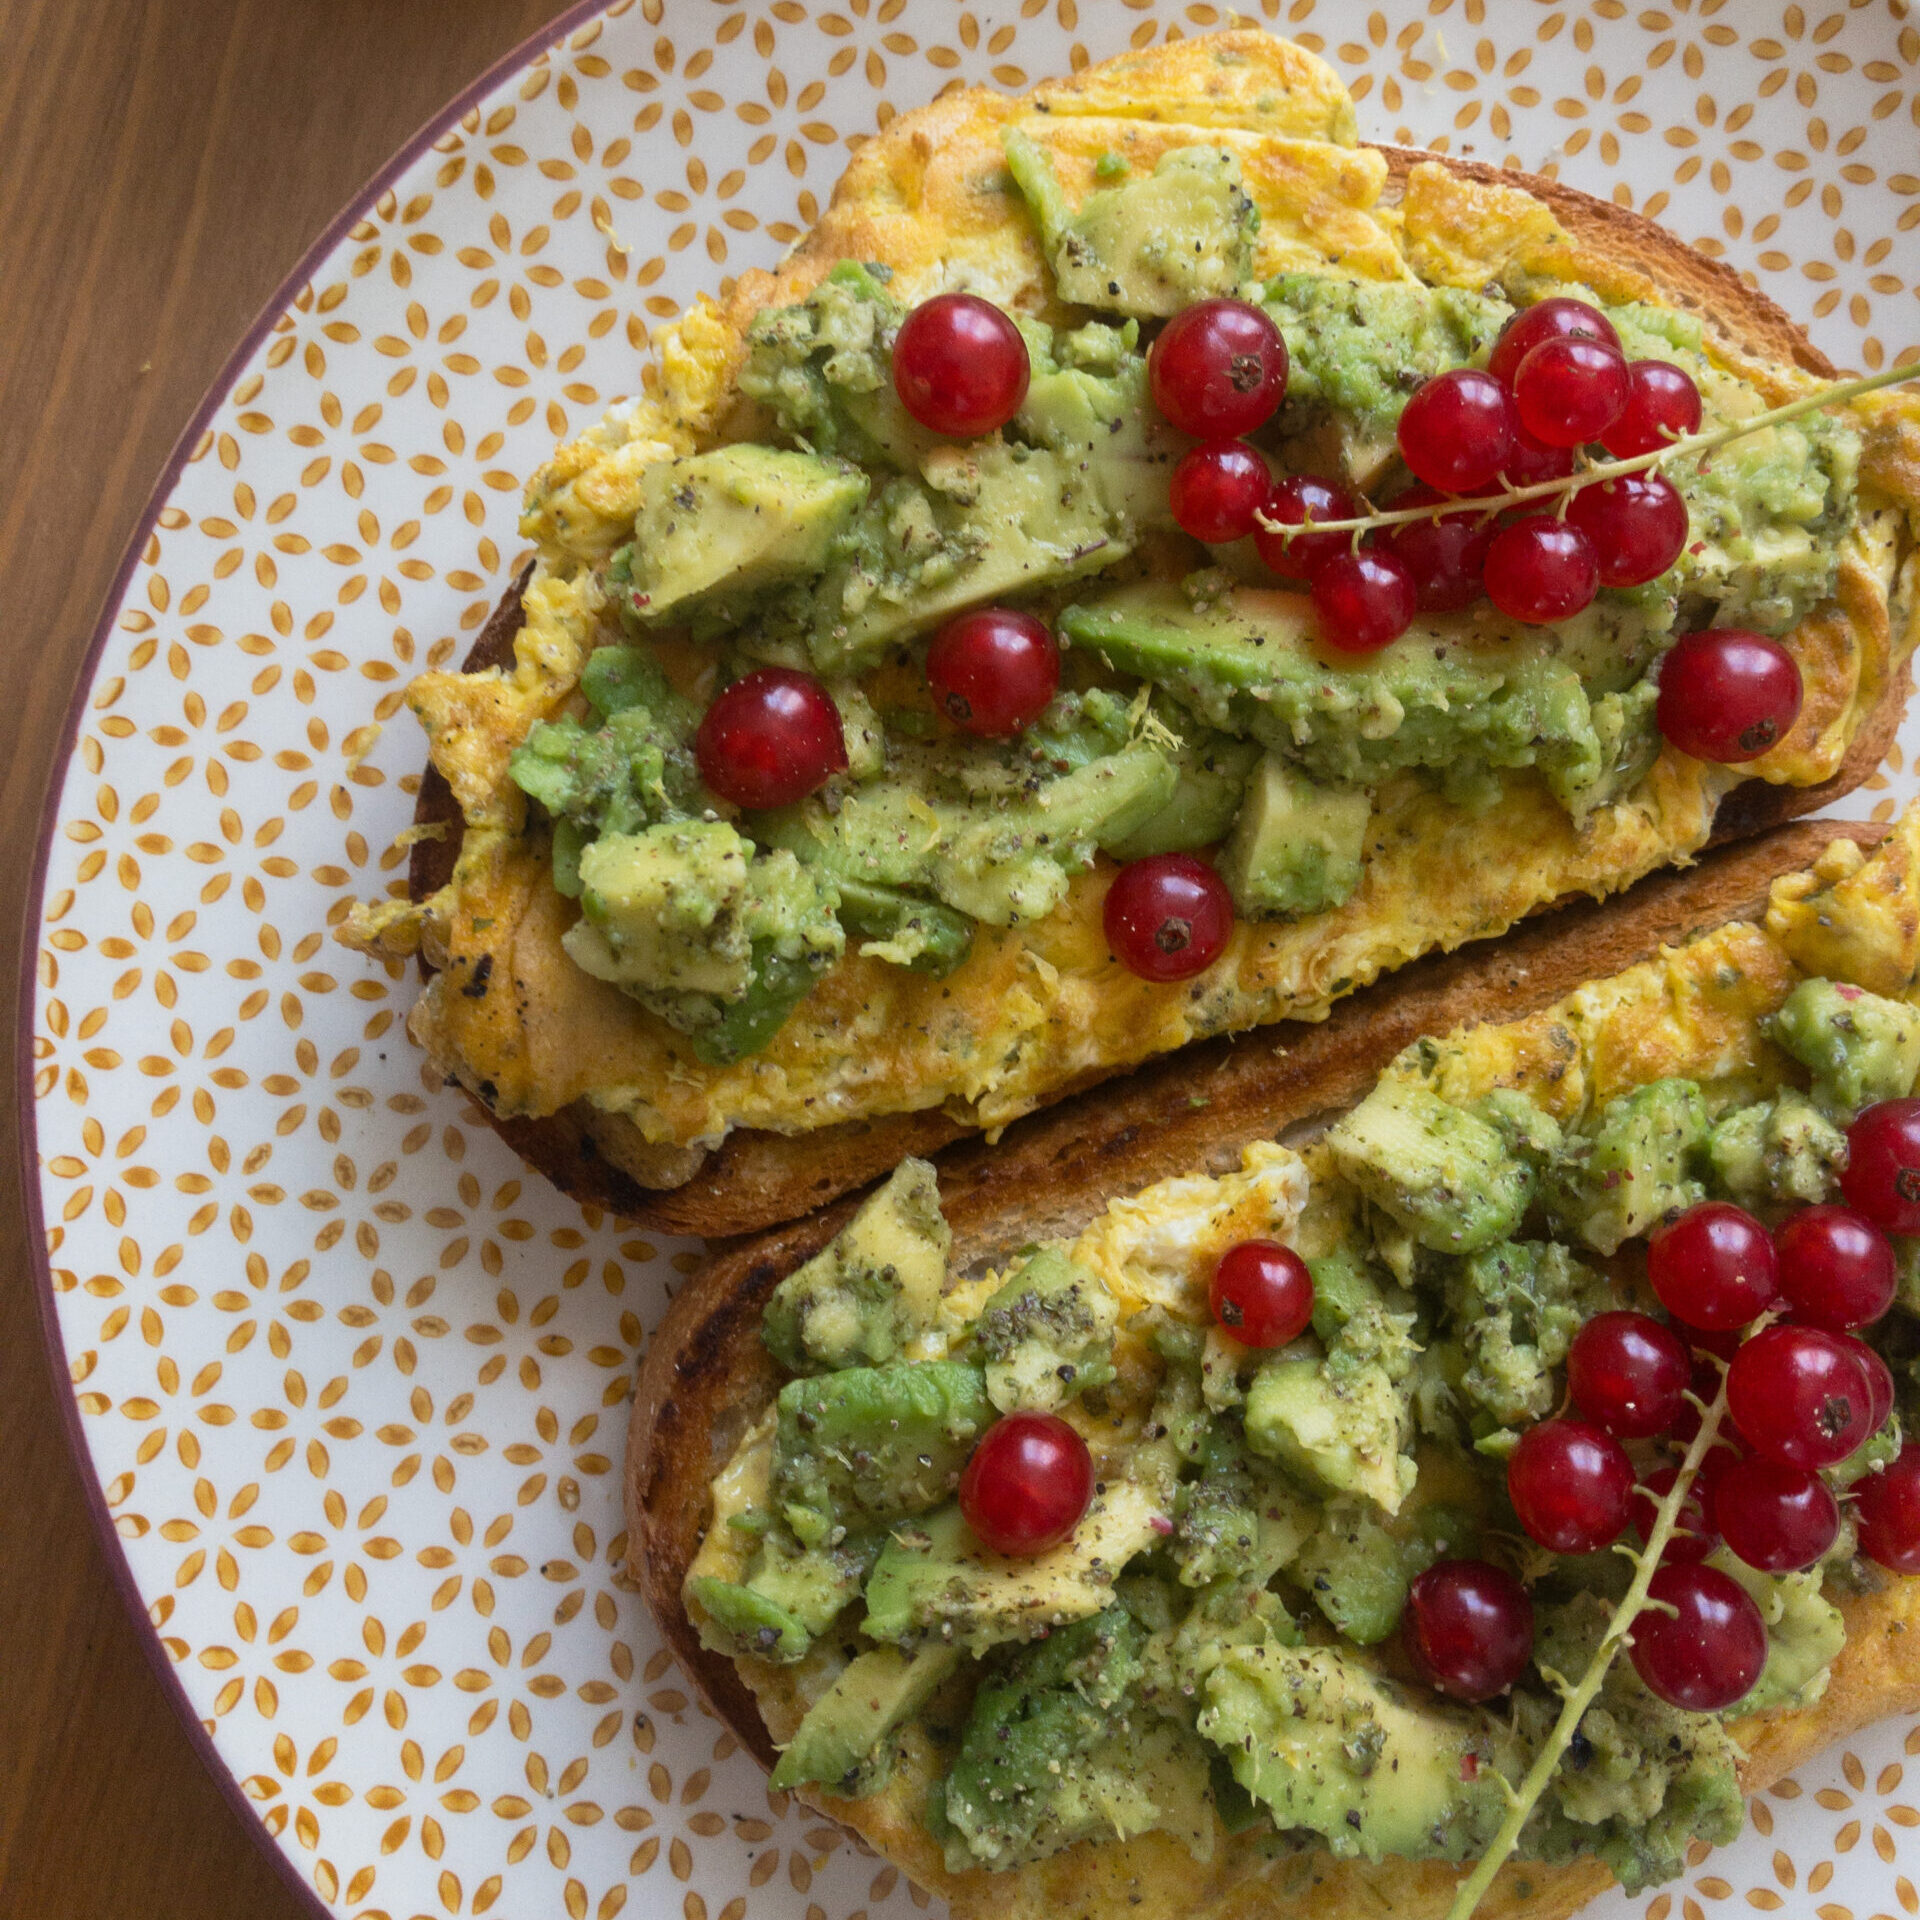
[1396,369,1517,496]
[1104,854,1234,983]
[1210,1241,1315,1349]
[1487,297,1623,389]
[1507,1419,1636,1554]
[1255,474,1362,582]
[1713,1455,1839,1573]
[1728,1324,1875,1471]
[695,668,848,810]
[1631,1462,1723,1564]
[1512,335,1631,448]
[1601,359,1704,459]
[892,293,1030,438]
[1776,1205,1897,1333]
[1568,1311,1692,1438]
[1564,473,1690,589]
[1148,299,1288,439]
[1656,629,1803,763]
[1840,1334,1895,1432]
[1312,548,1417,653]
[924,608,1060,739]
[1483,515,1599,625]
[1855,1441,1920,1574]
[1169,441,1273,545]
[1841,1099,1920,1235]
[1383,486,1496,613]
[1647,1202,1779,1331]
[959,1412,1093,1557]
[1503,421,1578,488]
[1403,1560,1535,1703]
[1630,1563,1768,1712]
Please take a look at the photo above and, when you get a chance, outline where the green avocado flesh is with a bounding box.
[503,242,1860,1059]
[689,969,1916,1882]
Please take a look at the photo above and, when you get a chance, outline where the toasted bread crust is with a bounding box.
[405,115,1911,1238]
[624,815,1920,1920]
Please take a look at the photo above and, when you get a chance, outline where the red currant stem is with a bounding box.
[1444,1336,1749,1920]
[1257,362,1920,547]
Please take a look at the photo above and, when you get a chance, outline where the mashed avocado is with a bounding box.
[692,975,1911,1885]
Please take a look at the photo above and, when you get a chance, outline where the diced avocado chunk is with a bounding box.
[1217,753,1370,919]
[1196,1642,1511,1864]
[772,1362,991,1546]
[562,826,843,1057]
[862,1486,1164,1653]
[1104,731,1259,861]
[1017,347,1185,536]
[763,1159,952,1375]
[509,700,701,843]
[1707,1088,1846,1208]
[1293,1498,1473,1646]
[686,1577,811,1663]
[1005,133,1259,317]
[1548,1078,1708,1255]
[1769,976,1920,1118]
[1243,1336,1415,1515]
[769,1642,961,1796]
[835,877,974,974]
[687,1525,882,1664]
[1448,1239,1608,1428]
[618,446,868,630]
[971,1247,1118,1414]
[1171,1419,1314,1590]
[1327,1081,1533,1255]
[1708,1552,1845,1714]
[756,736,1176,927]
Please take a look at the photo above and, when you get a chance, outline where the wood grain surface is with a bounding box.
[0,5,573,1911]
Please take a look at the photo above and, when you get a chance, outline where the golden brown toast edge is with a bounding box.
[402,84,1913,1238]
[623,814,1920,1920]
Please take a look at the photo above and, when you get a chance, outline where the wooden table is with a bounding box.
[0,5,575,1909]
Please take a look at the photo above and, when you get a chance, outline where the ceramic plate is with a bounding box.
[25,3,1920,1916]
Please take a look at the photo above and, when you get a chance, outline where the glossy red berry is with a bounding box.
[1631,1462,1723,1564]
[1383,486,1496,613]
[1210,1241,1315,1349]
[1503,422,1579,488]
[1396,369,1517,496]
[959,1412,1093,1557]
[1255,474,1362,582]
[1565,473,1690,589]
[1507,1419,1636,1554]
[1169,441,1273,545]
[1855,1441,1920,1573]
[1148,298,1288,439]
[1728,1324,1875,1471]
[695,668,848,810]
[1841,1334,1895,1433]
[1483,515,1599,625]
[1714,1455,1839,1573]
[1656,629,1803,763]
[1647,1201,1779,1331]
[1487,296,1623,389]
[1601,359,1704,459]
[1568,1311,1692,1438]
[1403,1560,1535,1703]
[892,293,1030,438]
[1312,548,1417,653]
[1630,1563,1768,1712]
[1775,1205,1897,1333]
[1104,854,1233,983]
[1841,1099,1920,1234]
[1512,335,1631,448]
[924,608,1060,739]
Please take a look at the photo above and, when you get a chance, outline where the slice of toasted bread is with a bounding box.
[625,812,1920,1920]
[402,65,1913,1239]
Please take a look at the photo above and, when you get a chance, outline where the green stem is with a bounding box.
[1257,360,1920,544]
[1442,1374,1737,1920]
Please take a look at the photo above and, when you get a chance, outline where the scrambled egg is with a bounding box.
[343,30,1920,1167]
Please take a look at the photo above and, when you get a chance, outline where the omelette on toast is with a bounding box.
[346,32,1920,1236]
[629,806,1920,1920]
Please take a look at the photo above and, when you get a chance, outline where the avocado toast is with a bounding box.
[347,31,1920,1236]
[629,807,1920,1920]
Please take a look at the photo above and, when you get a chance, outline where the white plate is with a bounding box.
[25,3,1920,1916]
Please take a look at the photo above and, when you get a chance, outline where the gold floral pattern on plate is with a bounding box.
[25,2,1920,1916]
